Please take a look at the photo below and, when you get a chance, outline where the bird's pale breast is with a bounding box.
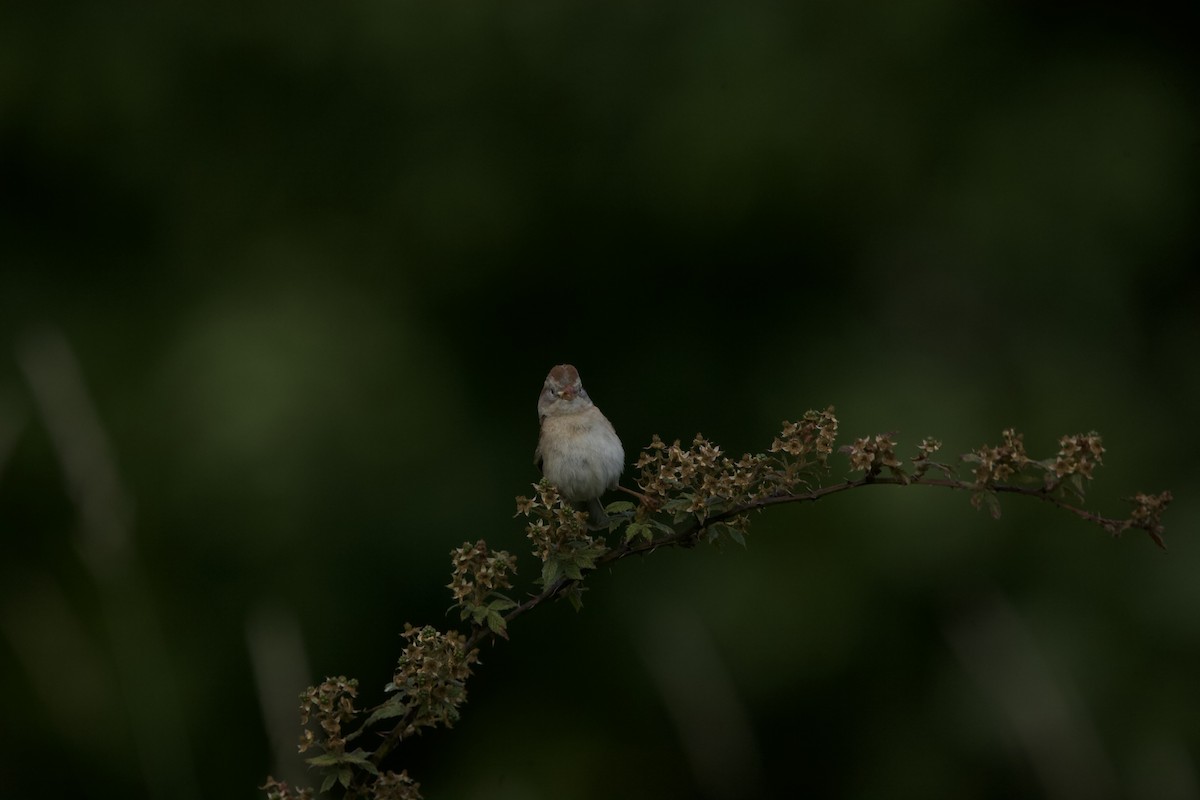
[538,411,624,501]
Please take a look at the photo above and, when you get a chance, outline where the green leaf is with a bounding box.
[624,522,649,543]
[321,773,337,794]
[486,610,508,637]
[362,695,408,727]
[541,558,561,587]
[606,501,635,514]
[341,749,379,775]
[488,597,517,612]
[307,754,341,768]
[574,549,601,571]
[563,560,584,581]
[338,768,352,788]
[727,527,746,547]
[663,497,692,514]
[651,520,676,536]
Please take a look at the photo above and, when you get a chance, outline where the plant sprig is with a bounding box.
[263,407,1171,799]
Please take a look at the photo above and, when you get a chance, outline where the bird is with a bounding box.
[534,364,624,528]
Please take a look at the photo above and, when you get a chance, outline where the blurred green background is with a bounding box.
[2,2,1198,798]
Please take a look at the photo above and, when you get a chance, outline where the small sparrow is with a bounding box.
[534,364,624,528]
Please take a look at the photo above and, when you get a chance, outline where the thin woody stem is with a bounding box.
[366,472,1141,772]
[470,474,1132,649]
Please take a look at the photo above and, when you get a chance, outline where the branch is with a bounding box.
[265,413,1172,800]
[473,472,1150,653]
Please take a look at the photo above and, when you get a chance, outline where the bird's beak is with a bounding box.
[558,386,576,400]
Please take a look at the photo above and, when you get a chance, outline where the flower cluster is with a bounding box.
[370,770,422,800]
[769,406,839,463]
[632,410,841,526]
[1125,490,1173,548]
[911,437,943,477]
[967,428,1029,487]
[916,437,942,458]
[634,434,765,517]
[618,412,842,548]
[299,676,360,756]
[384,625,478,738]
[277,639,468,799]
[841,434,903,478]
[263,768,422,800]
[516,479,608,590]
[447,540,518,637]
[295,676,382,795]
[447,540,516,608]
[516,480,592,558]
[1053,432,1105,480]
[261,778,314,800]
